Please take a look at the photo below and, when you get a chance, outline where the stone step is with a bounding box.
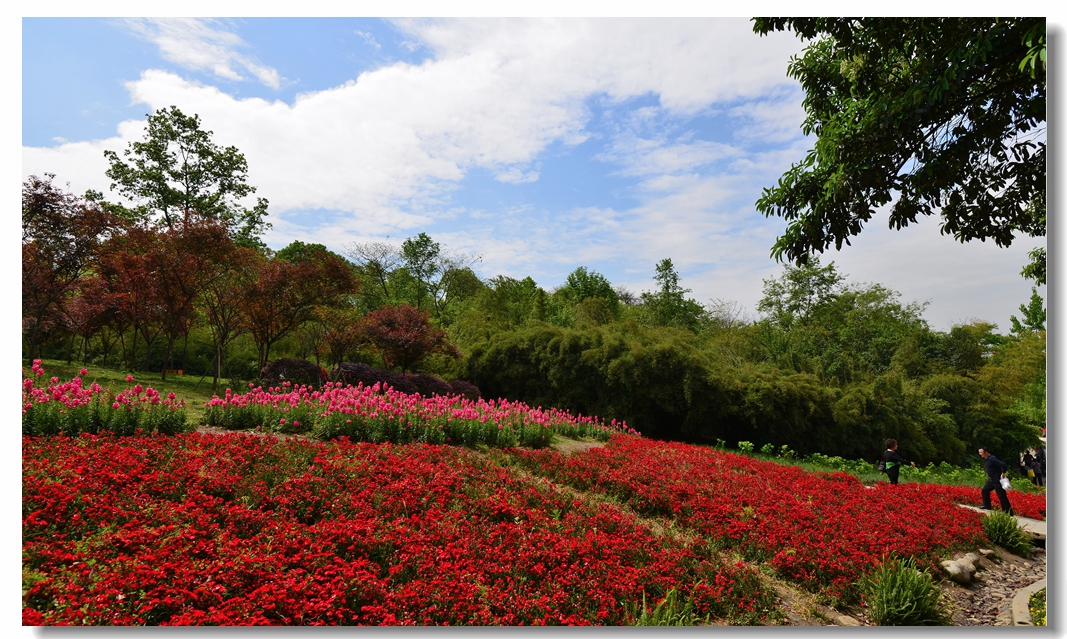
[958,504,1046,541]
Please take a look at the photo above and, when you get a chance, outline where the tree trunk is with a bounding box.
[180,332,190,375]
[67,331,77,364]
[143,335,156,373]
[213,344,223,391]
[128,326,138,372]
[28,311,44,361]
[161,337,175,382]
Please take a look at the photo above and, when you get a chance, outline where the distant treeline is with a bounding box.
[25,173,1044,463]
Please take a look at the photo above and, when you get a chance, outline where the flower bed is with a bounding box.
[915,483,1045,521]
[204,381,637,448]
[23,433,775,626]
[22,361,189,436]
[504,435,990,602]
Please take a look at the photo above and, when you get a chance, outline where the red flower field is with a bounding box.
[23,433,774,626]
[505,435,1042,601]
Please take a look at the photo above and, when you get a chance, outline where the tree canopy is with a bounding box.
[104,106,271,248]
[752,18,1046,282]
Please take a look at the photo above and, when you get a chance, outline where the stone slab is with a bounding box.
[958,505,1046,541]
[1011,578,1046,626]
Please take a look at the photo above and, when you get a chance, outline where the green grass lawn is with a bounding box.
[25,359,230,425]
[732,450,1046,494]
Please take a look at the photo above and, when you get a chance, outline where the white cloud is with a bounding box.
[355,30,381,49]
[728,86,807,144]
[122,18,283,89]
[598,135,742,178]
[24,18,802,237]
[494,167,540,184]
[23,17,1040,334]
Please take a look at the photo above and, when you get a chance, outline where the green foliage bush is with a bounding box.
[860,557,952,626]
[631,587,709,626]
[981,511,1032,557]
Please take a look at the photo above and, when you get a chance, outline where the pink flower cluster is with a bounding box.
[205,381,638,447]
[22,361,187,436]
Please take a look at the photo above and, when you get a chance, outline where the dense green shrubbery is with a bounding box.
[461,320,1041,464]
[860,557,953,626]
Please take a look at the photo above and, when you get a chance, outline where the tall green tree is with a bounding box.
[1009,287,1046,334]
[752,18,1046,280]
[640,259,706,331]
[104,106,271,247]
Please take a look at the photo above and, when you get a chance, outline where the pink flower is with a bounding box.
[126,375,134,383]
[79,368,88,376]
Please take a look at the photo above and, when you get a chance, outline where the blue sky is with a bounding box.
[22,17,1047,332]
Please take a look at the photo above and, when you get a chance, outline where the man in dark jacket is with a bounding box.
[978,447,1014,515]
[883,439,914,485]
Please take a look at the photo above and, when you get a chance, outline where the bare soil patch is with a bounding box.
[550,436,606,456]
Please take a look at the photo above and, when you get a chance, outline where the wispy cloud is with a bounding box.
[355,30,381,49]
[122,18,283,89]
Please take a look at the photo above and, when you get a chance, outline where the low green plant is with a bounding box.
[760,443,775,455]
[632,587,710,626]
[1029,588,1045,626]
[737,441,755,454]
[860,557,952,626]
[778,444,796,459]
[981,510,1032,557]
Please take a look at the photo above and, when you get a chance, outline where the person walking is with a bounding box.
[1023,451,1036,484]
[978,446,1014,515]
[883,439,914,485]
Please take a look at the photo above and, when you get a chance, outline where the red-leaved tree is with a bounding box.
[22,174,115,359]
[358,304,460,373]
[241,248,357,372]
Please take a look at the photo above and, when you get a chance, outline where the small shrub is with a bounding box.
[335,362,417,394]
[778,444,796,459]
[981,510,1032,557]
[760,443,775,456]
[406,373,452,397]
[860,557,952,626]
[632,587,709,626]
[447,379,482,401]
[737,441,754,454]
[715,438,727,449]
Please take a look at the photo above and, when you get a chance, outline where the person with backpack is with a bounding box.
[978,446,1014,516]
[882,439,914,485]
